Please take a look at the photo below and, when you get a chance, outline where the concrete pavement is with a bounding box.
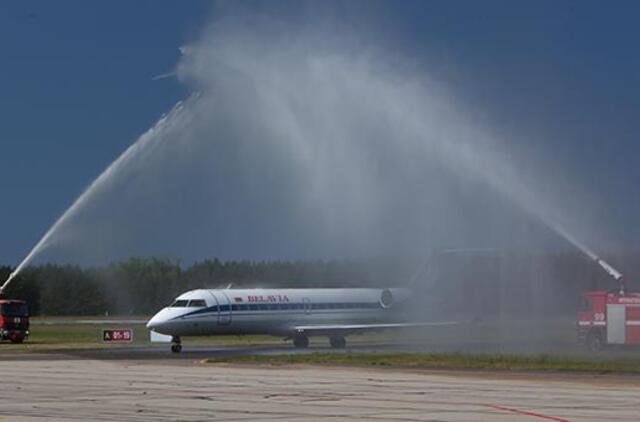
[0,354,638,421]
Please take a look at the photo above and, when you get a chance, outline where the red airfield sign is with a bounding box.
[102,328,133,343]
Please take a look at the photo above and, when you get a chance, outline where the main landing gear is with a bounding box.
[293,334,309,348]
[291,334,347,349]
[171,336,182,353]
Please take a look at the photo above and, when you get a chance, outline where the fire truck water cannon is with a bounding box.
[595,258,626,295]
[548,222,627,294]
[0,272,17,298]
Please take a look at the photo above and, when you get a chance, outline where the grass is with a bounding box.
[3,317,640,375]
[205,352,640,374]
[0,316,411,352]
[1,321,149,351]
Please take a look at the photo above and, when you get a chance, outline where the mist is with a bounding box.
[16,10,610,271]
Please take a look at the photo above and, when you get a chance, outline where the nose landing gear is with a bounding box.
[171,336,182,353]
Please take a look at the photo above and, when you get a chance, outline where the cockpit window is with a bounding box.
[188,299,206,307]
[170,300,189,307]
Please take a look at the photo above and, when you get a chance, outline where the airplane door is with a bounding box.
[303,297,311,315]
[209,291,232,325]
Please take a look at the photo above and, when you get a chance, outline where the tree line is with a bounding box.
[0,258,409,316]
[0,253,637,317]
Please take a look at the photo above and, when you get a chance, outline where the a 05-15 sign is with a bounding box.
[102,328,133,343]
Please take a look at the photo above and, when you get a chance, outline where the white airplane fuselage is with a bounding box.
[147,288,410,345]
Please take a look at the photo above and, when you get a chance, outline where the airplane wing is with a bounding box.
[292,320,465,336]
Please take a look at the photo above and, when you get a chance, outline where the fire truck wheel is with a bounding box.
[586,331,604,352]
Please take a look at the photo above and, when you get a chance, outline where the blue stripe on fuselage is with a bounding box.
[169,302,383,320]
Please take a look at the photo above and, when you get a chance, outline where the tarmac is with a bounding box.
[0,348,639,421]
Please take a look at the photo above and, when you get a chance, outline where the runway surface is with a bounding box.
[0,348,638,421]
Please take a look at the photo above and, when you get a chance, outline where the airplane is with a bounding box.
[146,287,457,353]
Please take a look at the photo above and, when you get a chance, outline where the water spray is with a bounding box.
[0,24,627,303]
[0,98,193,297]
[546,220,625,295]
[0,273,16,297]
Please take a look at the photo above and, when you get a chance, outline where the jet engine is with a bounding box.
[379,288,394,308]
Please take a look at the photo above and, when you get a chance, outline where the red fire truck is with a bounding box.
[0,300,29,343]
[562,235,640,351]
[578,290,640,350]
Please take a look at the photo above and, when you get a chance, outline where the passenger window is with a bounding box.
[170,300,189,307]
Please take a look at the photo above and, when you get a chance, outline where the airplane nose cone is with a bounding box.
[145,319,156,330]
[146,307,176,333]
[146,313,164,330]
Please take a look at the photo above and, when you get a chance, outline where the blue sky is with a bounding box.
[1,1,640,265]
[0,1,208,263]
